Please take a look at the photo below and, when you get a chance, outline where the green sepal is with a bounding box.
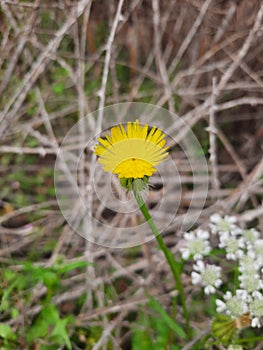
[120,176,149,192]
[212,314,236,345]
[132,176,149,192]
[120,177,133,190]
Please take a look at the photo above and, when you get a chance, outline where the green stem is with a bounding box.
[133,189,191,338]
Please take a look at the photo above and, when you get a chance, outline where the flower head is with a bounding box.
[216,290,249,318]
[191,260,222,294]
[251,239,263,266]
[239,254,260,275]
[219,232,245,260]
[94,120,168,180]
[180,229,211,260]
[243,228,260,248]
[249,291,263,327]
[246,239,263,271]
[209,214,241,235]
[238,273,263,294]
[227,345,243,350]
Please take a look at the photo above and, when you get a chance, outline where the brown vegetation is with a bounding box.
[0,0,263,348]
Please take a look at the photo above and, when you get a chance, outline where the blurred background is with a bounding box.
[0,0,263,349]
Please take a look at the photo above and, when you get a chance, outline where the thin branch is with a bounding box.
[0,0,93,135]
[152,0,174,113]
[216,3,263,94]
[96,0,124,132]
[168,0,213,74]
[208,77,220,197]
[84,0,124,311]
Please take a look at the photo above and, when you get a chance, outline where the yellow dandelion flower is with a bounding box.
[94,120,168,179]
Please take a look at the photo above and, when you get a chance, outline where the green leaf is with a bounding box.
[42,270,59,289]
[53,260,90,274]
[26,304,73,349]
[26,309,50,342]
[0,280,18,311]
[51,316,72,350]
[148,295,186,340]
[131,313,152,350]
[52,82,65,95]
[0,324,16,340]
[45,304,72,350]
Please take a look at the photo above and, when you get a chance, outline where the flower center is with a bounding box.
[201,266,219,286]
[250,298,263,318]
[218,220,231,232]
[240,275,261,293]
[226,237,239,254]
[226,297,247,318]
[114,158,155,179]
[189,238,206,255]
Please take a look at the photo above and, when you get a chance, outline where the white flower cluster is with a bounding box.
[227,346,243,350]
[180,214,263,328]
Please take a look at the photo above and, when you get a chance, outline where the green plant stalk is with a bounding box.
[133,189,191,339]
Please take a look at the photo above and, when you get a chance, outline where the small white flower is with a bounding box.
[180,229,211,260]
[251,239,263,266]
[209,214,241,235]
[247,242,263,270]
[219,233,245,260]
[216,290,249,318]
[191,260,222,294]
[243,228,260,248]
[239,273,263,293]
[249,291,263,328]
[215,299,227,313]
[239,254,260,274]
[227,345,243,350]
